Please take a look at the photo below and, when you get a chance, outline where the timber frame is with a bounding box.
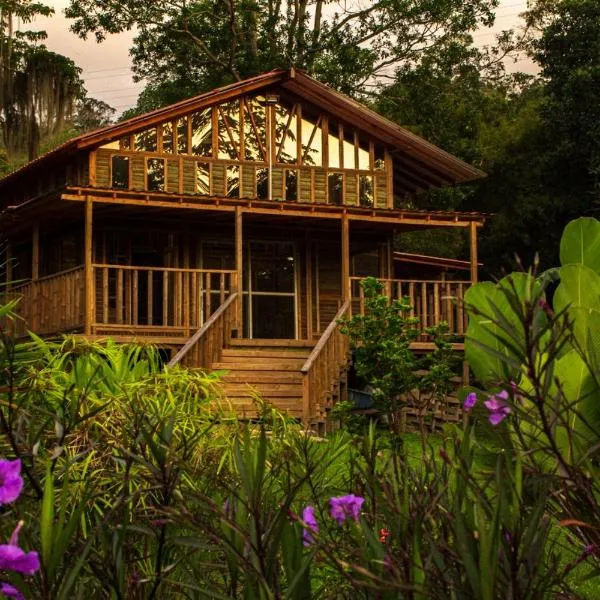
[0,68,485,426]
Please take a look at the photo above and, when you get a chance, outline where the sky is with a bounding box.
[31,0,533,116]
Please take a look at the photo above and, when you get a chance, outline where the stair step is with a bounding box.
[223,388,302,398]
[218,356,307,366]
[221,372,303,383]
[229,339,313,348]
[213,362,303,371]
[221,349,311,359]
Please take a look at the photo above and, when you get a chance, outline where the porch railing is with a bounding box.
[350,277,470,336]
[6,266,85,337]
[167,293,239,369]
[92,264,237,337]
[301,299,351,422]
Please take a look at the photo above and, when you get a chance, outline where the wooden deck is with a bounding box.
[5,268,470,424]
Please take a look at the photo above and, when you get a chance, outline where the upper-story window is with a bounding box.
[97,94,392,206]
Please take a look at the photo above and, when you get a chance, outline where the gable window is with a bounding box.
[147,158,165,192]
[177,117,188,154]
[328,173,343,205]
[191,109,212,157]
[135,128,158,152]
[218,101,240,160]
[111,156,129,189]
[244,97,266,161]
[162,122,174,153]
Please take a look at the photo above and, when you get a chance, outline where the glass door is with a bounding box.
[244,241,297,339]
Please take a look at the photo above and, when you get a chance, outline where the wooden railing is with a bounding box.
[167,293,239,369]
[350,277,470,336]
[301,299,351,422]
[6,266,85,337]
[93,264,237,336]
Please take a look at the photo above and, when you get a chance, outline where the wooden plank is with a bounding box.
[235,206,243,330]
[102,267,109,322]
[341,213,350,301]
[147,270,153,326]
[116,268,123,325]
[132,270,139,325]
[305,232,313,340]
[84,196,94,335]
[469,221,478,283]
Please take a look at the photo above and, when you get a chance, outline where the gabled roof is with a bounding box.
[0,68,485,193]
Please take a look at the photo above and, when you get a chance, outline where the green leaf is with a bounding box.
[560,217,600,272]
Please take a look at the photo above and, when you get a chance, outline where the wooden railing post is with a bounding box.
[469,221,479,284]
[235,207,243,334]
[341,212,350,302]
[84,196,94,335]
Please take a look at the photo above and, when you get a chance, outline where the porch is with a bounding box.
[7,264,472,345]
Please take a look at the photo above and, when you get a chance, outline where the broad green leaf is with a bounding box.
[560,217,600,272]
[554,264,600,312]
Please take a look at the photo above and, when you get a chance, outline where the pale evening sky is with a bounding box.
[30,0,533,115]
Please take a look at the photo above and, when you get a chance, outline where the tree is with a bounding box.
[65,0,501,112]
[74,97,115,131]
[0,1,85,160]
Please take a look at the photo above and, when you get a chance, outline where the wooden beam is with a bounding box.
[32,223,39,280]
[84,195,94,335]
[469,221,478,283]
[305,231,313,340]
[235,206,243,332]
[341,212,350,301]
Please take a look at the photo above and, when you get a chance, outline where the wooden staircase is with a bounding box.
[168,294,351,425]
[213,340,313,419]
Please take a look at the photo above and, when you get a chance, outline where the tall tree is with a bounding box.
[65,0,501,111]
[0,1,84,159]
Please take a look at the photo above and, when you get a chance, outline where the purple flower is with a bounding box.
[0,460,23,505]
[0,583,24,599]
[463,392,477,412]
[484,391,511,426]
[301,506,318,546]
[330,494,364,525]
[0,522,39,576]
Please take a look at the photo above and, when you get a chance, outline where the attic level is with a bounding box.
[93,93,392,207]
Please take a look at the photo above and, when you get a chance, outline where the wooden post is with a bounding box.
[235,206,243,333]
[84,196,94,335]
[305,231,313,341]
[341,212,350,301]
[32,224,39,280]
[469,221,478,284]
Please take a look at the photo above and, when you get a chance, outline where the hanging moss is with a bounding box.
[0,7,83,160]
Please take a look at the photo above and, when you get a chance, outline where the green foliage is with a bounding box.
[64,0,500,112]
[341,277,457,434]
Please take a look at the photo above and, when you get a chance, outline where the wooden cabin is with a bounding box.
[0,68,485,426]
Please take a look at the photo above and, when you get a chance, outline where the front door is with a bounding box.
[244,241,297,339]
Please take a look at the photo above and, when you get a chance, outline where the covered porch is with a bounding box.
[4,197,481,347]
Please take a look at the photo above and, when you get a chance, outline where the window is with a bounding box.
[111,156,129,189]
[196,162,210,195]
[191,109,212,156]
[218,101,240,160]
[359,175,374,207]
[285,169,298,201]
[244,98,266,161]
[226,165,239,197]
[147,158,165,191]
[300,116,322,167]
[177,117,188,154]
[134,128,157,152]
[328,130,340,168]
[275,104,297,164]
[120,136,131,151]
[256,168,268,200]
[328,173,343,205]
[357,138,370,170]
[374,145,385,170]
[343,134,355,169]
[162,122,173,153]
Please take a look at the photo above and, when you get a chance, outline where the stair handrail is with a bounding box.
[167,292,238,368]
[301,299,351,423]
